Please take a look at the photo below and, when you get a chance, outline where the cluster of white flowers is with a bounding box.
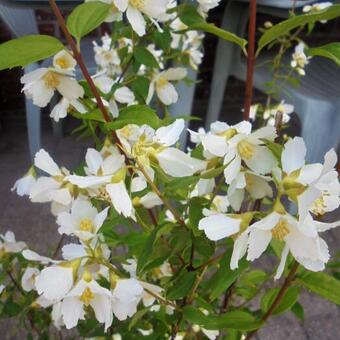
[250,101,294,126]
[291,42,311,76]
[303,1,333,23]
[195,126,340,279]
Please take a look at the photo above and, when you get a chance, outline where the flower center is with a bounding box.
[217,128,237,140]
[43,71,60,89]
[80,287,94,306]
[79,219,94,233]
[311,192,329,216]
[272,218,290,241]
[156,76,168,89]
[129,0,144,9]
[237,140,255,160]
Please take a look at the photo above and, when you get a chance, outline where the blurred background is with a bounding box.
[0,0,340,338]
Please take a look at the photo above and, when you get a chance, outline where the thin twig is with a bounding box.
[52,234,66,259]
[243,0,257,120]
[245,261,299,340]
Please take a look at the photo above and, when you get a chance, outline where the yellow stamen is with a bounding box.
[237,140,256,160]
[272,218,290,241]
[129,0,145,9]
[311,193,329,216]
[80,287,94,306]
[156,76,168,89]
[43,71,60,88]
[79,219,94,233]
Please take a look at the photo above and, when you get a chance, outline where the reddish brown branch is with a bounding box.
[48,0,112,125]
[243,0,257,121]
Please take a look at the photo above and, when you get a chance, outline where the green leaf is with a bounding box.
[298,271,340,305]
[261,286,300,316]
[67,2,111,41]
[188,197,207,237]
[200,164,226,179]
[0,35,64,71]
[167,270,197,300]
[258,5,340,53]
[105,105,162,130]
[134,46,159,68]
[166,176,199,192]
[71,108,106,122]
[291,302,304,321]
[183,306,261,331]
[264,139,283,164]
[307,43,340,66]
[189,23,247,51]
[207,252,249,301]
[131,76,150,102]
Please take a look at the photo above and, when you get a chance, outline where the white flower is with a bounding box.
[0,231,26,254]
[21,61,84,108]
[62,278,113,330]
[303,2,332,23]
[147,68,187,105]
[291,43,310,76]
[114,0,170,36]
[139,192,163,208]
[11,167,36,197]
[57,198,109,241]
[246,212,336,279]
[264,100,294,126]
[111,278,143,320]
[35,265,74,300]
[53,50,77,74]
[66,147,135,220]
[223,125,277,184]
[117,119,206,177]
[50,97,87,122]
[21,267,40,292]
[297,148,340,220]
[29,149,73,214]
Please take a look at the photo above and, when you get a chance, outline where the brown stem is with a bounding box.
[48,0,112,125]
[243,0,257,121]
[52,234,66,259]
[245,261,299,340]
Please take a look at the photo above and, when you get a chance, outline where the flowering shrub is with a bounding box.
[0,1,340,339]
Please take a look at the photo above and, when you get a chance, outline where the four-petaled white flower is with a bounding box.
[0,231,26,254]
[291,42,311,76]
[147,68,187,106]
[57,198,109,241]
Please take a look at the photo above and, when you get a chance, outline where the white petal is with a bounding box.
[21,267,40,292]
[224,155,241,185]
[114,86,135,103]
[247,229,272,261]
[156,81,178,105]
[250,212,280,230]
[94,206,110,232]
[201,134,228,157]
[245,146,277,175]
[35,266,73,300]
[230,231,249,270]
[57,76,84,100]
[66,174,112,188]
[127,6,146,36]
[140,192,163,208]
[155,119,184,146]
[161,68,187,81]
[157,148,206,177]
[62,243,86,260]
[282,137,306,174]
[298,163,323,185]
[34,149,61,176]
[106,182,134,218]
[61,297,85,329]
[274,244,289,280]
[198,214,240,241]
[85,148,103,175]
[91,295,113,331]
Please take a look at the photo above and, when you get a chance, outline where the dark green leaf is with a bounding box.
[307,42,340,66]
[167,270,197,300]
[0,35,64,70]
[291,302,304,321]
[134,46,159,68]
[105,105,162,130]
[258,5,340,53]
[298,271,340,305]
[261,286,300,315]
[67,2,111,41]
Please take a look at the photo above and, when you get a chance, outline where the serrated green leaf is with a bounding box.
[183,306,261,331]
[167,270,197,300]
[134,46,159,68]
[307,42,340,66]
[258,5,340,53]
[105,105,162,130]
[261,286,300,316]
[0,35,64,71]
[67,2,111,42]
[298,271,340,305]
